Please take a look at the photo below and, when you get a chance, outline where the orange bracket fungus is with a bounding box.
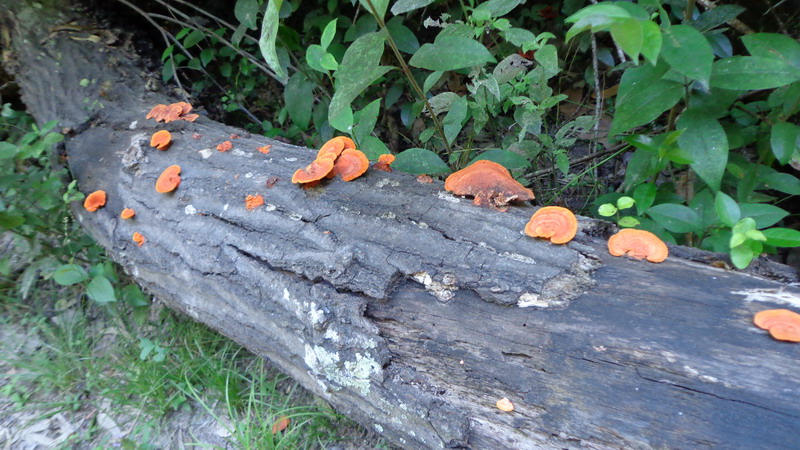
[292,157,335,184]
[132,232,145,247]
[257,145,271,154]
[524,206,578,244]
[332,149,370,181]
[120,208,136,219]
[83,190,107,212]
[150,130,172,150]
[146,101,198,123]
[316,136,347,160]
[217,140,233,152]
[607,228,668,263]
[444,160,535,211]
[245,194,265,211]
[271,416,290,434]
[753,309,800,342]
[374,153,395,172]
[417,174,433,183]
[155,165,182,193]
[496,397,514,412]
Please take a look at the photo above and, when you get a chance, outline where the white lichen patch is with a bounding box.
[501,252,536,264]
[437,191,460,203]
[413,220,429,229]
[289,213,303,221]
[380,212,396,219]
[223,203,229,211]
[375,178,400,188]
[303,301,326,326]
[304,344,380,395]
[732,288,800,309]
[412,271,458,302]
[517,292,551,308]
[232,149,251,158]
[374,424,383,433]
[128,120,138,130]
[244,172,253,178]
[284,157,298,162]
[184,204,197,215]
[265,203,277,211]
[324,327,340,343]
[199,148,214,159]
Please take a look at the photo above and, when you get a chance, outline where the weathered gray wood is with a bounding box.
[5,2,800,448]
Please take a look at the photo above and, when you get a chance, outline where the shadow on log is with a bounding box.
[4,1,800,448]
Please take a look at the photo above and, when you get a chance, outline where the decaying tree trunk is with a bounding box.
[4,2,800,448]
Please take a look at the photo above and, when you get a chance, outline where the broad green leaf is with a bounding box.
[321,19,338,50]
[690,189,720,229]
[771,122,799,165]
[622,148,658,191]
[677,111,728,192]
[0,142,16,159]
[284,72,314,130]
[618,216,640,227]
[610,18,643,62]
[610,62,680,136]
[87,276,116,303]
[121,283,149,307]
[423,71,444,93]
[633,183,656,215]
[640,21,662,64]
[739,203,789,229]
[353,99,382,144]
[259,0,288,82]
[183,30,205,49]
[742,33,800,70]
[329,103,353,132]
[691,5,745,32]
[235,0,260,30]
[359,136,390,160]
[757,166,800,195]
[763,228,800,247]
[386,17,420,54]
[714,191,740,227]
[409,36,495,71]
[443,96,468,145]
[617,196,635,210]
[598,204,617,217]
[52,264,88,286]
[534,45,559,80]
[473,0,525,19]
[0,212,24,230]
[359,0,388,20]
[565,4,632,41]
[502,28,536,48]
[730,243,755,269]
[661,25,713,85]
[647,203,702,233]
[320,53,338,71]
[468,149,530,170]
[390,0,437,15]
[393,148,450,175]
[710,56,800,90]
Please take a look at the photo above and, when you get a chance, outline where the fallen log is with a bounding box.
[5,2,800,448]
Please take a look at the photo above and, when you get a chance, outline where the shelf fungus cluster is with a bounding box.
[607,228,669,263]
[145,101,199,123]
[292,136,373,186]
[444,160,534,211]
[753,309,800,342]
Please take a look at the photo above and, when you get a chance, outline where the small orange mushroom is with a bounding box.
[374,153,395,172]
[132,232,145,247]
[753,309,800,342]
[417,174,433,183]
[332,149,370,181]
[444,160,535,211]
[245,194,265,211]
[271,416,290,434]
[120,208,136,219]
[316,136,347,160]
[292,157,335,184]
[607,228,668,263]
[257,145,271,154]
[150,130,172,150]
[496,397,514,412]
[155,165,182,193]
[83,190,107,212]
[217,141,233,152]
[524,206,578,244]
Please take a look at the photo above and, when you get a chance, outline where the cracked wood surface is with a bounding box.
[5,1,800,448]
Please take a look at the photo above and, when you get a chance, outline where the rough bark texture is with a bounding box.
[4,1,800,448]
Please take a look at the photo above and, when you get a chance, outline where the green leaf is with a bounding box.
[610,62,682,136]
[502,28,536,48]
[423,71,444,93]
[617,196,635,210]
[661,25,713,85]
[622,148,658,191]
[359,0,388,20]
[640,21,662,64]
[442,95,468,145]
[473,0,525,19]
[618,216,640,227]
[610,18,643,62]
[677,111,728,192]
[771,122,799,165]
[730,243,755,269]
[763,228,800,247]
[359,135,390,160]
[353,99,382,144]
[306,45,328,72]
[757,166,800,195]
[320,53,338,71]
[598,204,618,217]
[0,212,25,230]
[739,203,789,229]
[0,142,16,159]
[633,182,657,215]
[235,0,260,30]
[393,148,450,175]
[52,264,89,286]
[710,56,800,90]
[284,71,314,130]
[690,5,745,32]
[390,0,437,15]
[565,4,632,41]
[121,283,149,307]
[714,191,740,227]
[409,36,495,71]
[87,276,116,303]
[183,29,205,48]
[321,19,338,50]
[742,33,800,70]
[386,17,419,54]
[647,203,702,233]
[259,0,288,82]
[468,149,530,170]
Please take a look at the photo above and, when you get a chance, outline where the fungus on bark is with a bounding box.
[496,397,514,412]
[217,140,233,152]
[524,206,578,244]
[155,165,182,193]
[316,136,347,160]
[132,232,145,247]
[146,102,198,123]
[257,145,271,154]
[374,154,395,172]
[444,160,535,211]
[120,208,135,219]
[245,194,265,211]
[753,309,800,342]
[417,174,433,183]
[150,130,172,150]
[83,190,106,212]
[292,157,335,184]
[607,228,668,263]
[332,149,370,181]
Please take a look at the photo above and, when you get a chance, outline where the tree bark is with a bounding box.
[4,1,800,448]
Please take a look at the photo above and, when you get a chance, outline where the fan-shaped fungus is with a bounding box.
[374,153,395,172]
[155,165,182,193]
[496,397,514,412]
[607,228,668,263]
[525,206,578,244]
[83,190,107,212]
[754,309,800,342]
[417,174,433,183]
[150,130,172,150]
[146,104,168,121]
[146,102,198,123]
[444,160,535,210]
[245,194,264,211]
[257,145,271,154]
[316,136,347,160]
[132,232,145,247]
[217,141,233,152]
[292,157,335,184]
[120,208,136,219]
[332,149,370,181]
